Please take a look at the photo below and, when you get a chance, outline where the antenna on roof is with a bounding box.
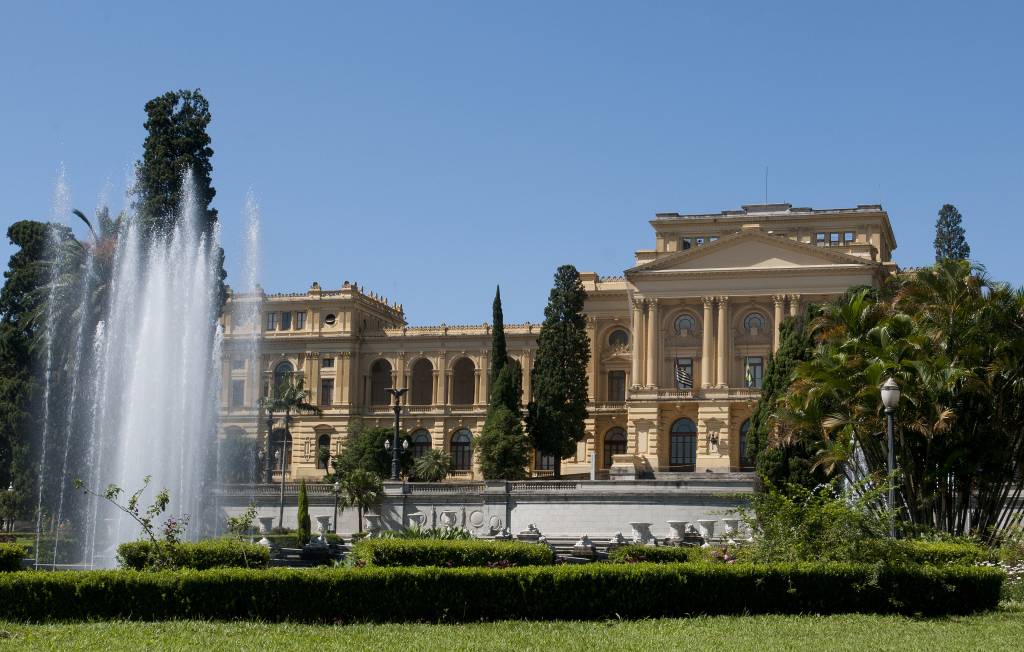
[764,165,768,205]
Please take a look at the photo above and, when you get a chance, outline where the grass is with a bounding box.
[1,606,1023,652]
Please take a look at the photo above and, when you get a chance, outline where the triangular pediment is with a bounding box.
[627,230,873,275]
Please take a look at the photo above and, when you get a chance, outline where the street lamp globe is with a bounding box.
[333,481,341,494]
[880,378,901,411]
[402,439,409,451]
[384,439,391,451]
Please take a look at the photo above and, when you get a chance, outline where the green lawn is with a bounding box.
[2,607,1023,652]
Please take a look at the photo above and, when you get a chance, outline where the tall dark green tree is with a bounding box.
[933,203,970,262]
[476,286,530,479]
[747,312,822,492]
[134,89,226,303]
[526,265,590,478]
[296,479,311,544]
[0,221,70,514]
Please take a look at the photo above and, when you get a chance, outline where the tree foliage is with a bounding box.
[525,265,590,478]
[412,449,451,483]
[476,286,530,479]
[774,260,1024,541]
[330,418,411,479]
[934,203,970,262]
[340,468,383,533]
[476,405,530,480]
[748,311,824,491]
[296,479,311,545]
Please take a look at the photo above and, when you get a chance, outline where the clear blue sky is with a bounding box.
[1,2,1021,325]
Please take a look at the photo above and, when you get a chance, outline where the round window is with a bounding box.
[608,329,630,348]
[674,314,696,334]
[324,313,337,326]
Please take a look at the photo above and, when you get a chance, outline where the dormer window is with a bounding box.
[324,313,337,326]
[674,314,696,335]
[280,311,292,330]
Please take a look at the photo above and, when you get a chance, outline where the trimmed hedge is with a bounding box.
[608,545,704,564]
[0,543,26,571]
[117,539,270,570]
[855,539,991,566]
[352,538,555,567]
[0,562,1003,622]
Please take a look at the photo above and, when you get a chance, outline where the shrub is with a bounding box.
[0,543,26,571]
[296,480,311,546]
[387,525,474,540]
[262,533,343,548]
[117,539,269,570]
[0,562,1003,622]
[608,545,705,564]
[352,538,554,567]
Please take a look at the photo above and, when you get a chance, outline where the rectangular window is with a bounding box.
[295,312,306,330]
[536,450,555,470]
[321,357,334,368]
[674,357,694,389]
[280,311,292,330]
[607,370,626,402]
[265,312,277,330]
[815,232,826,246]
[844,231,855,244]
[829,232,841,246]
[230,379,245,408]
[679,237,692,250]
[230,358,245,370]
[744,356,764,389]
[320,379,334,406]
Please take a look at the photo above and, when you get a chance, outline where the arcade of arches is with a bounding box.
[218,203,896,480]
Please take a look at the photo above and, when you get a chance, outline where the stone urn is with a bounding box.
[629,522,654,545]
[697,519,717,540]
[439,509,458,528]
[363,514,382,538]
[406,512,427,528]
[315,515,332,544]
[606,531,627,551]
[666,520,689,544]
[257,516,275,547]
[517,523,542,544]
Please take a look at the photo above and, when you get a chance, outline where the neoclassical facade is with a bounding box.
[218,203,896,480]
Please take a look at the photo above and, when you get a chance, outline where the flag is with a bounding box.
[675,363,692,389]
[745,367,754,388]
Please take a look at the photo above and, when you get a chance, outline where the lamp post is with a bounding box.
[276,439,290,530]
[332,480,341,533]
[264,409,275,484]
[3,482,13,533]
[880,377,901,538]
[385,388,408,481]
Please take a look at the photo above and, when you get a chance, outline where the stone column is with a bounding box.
[444,371,453,406]
[789,294,801,318]
[474,368,482,405]
[716,296,729,387]
[646,299,658,387]
[585,316,597,401]
[702,296,714,388]
[339,352,351,405]
[221,359,231,408]
[522,351,533,402]
[308,352,321,405]
[630,298,643,387]
[772,295,785,353]
[431,369,440,405]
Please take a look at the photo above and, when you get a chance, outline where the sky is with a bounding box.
[1,2,1021,326]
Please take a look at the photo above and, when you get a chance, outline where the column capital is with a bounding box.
[716,295,730,305]
[772,294,787,305]
[305,351,320,358]
[647,297,659,307]
[788,293,802,301]
[702,296,716,307]
[631,297,646,309]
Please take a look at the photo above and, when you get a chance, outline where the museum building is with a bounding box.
[218,203,897,481]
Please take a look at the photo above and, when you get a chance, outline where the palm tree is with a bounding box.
[258,375,321,483]
[413,449,451,483]
[340,468,383,533]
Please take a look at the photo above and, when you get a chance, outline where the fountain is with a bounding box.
[34,170,227,567]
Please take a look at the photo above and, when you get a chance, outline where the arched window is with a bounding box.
[603,427,627,469]
[669,418,697,471]
[272,361,293,396]
[369,359,392,406]
[316,433,331,470]
[451,358,475,406]
[674,314,696,335]
[743,312,767,334]
[410,429,432,459]
[739,419,753,469]
[410,359,433,406]
[451,429,473,470]
[608,329,630,349]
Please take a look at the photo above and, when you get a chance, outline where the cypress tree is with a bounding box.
[134,89,226,303]
[933,203,970,262]
[296,479,311,544]
[489,286,507,382]
[748,312,821,492]
[525,265,590,478]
